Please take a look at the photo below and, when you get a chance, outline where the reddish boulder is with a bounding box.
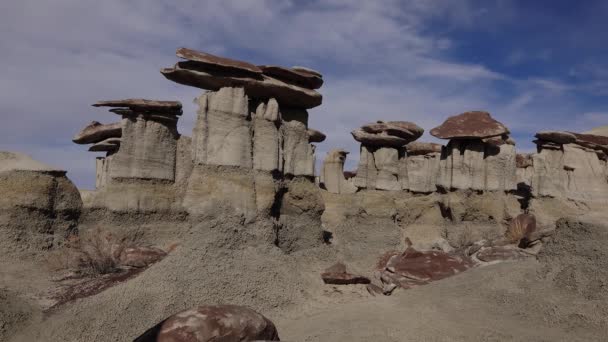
[352,121,423,147]
[72,121,122,145]
[259,65,323,89]
[321,262,371,285]
[405,142,442,155]
[430,111,509,140]
[134,305,280,342]
[385,247,474,284]
[118,246,167,268]
[93,99,183,116]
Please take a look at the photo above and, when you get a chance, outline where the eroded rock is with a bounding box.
[88,137,121,152]
[259,65,323,89]
[321,262,371,285]
[73,121,122,144]
[430,111,508,139]
[535,131,577,145]
[320,149,357,194]
[118,246,167,268]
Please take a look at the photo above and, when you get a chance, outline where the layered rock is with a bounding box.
[401,142,442,193]
[531,130,608,204]
[0,152,82,254]
[432,111,516,192]
[320,149,357,194]
[161,47,322,109]
[73,121,121,144]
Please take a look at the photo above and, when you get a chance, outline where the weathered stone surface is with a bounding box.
[88,137,121,152]
[161,62,322,109]
[475,246,531,262]
[374,147,401,191]
[568,132,608,153]
[352,121,423,147]
[192,88,252,169]
[320,149,357,194]
[307,128,326,143]
[531,144,608,203]
[405,142,442,155]
[118,246,167,268]
[73,121,122,144]
[353,145,377,189]
[176,47,262,74]
[516,153,534,187]
[259,65,323,89]
[95,156,110,189]
[108,112,179,181]
[253,119,280,172]
[403,153,440,193]
[0,152,82,254]
[506,213,536,244]
[482,134,513,146]
[437,139,516,191]
[134,305,280,342]
[516,153,533,168]
[430,111,508,139]
[321,262,371,285]
[281,108,315,176]
[535,131,577,145]
[93,99,182,115]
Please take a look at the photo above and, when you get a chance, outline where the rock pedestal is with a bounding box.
[320,149,357,194]
[402,142,442,193]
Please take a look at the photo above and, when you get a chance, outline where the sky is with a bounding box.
[1,0,607,189]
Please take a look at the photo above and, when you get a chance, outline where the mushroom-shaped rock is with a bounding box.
[320,149,357,194]
[259,65,323,89]
[134,305,280,342]
[93,99,182,115]
[88,137,121,152]
[176,47,262,75]
[535,131,577,145]
[307,128,326,143]
[73,121,122,145]
[430,111,509,139]
[161,48,323,109]
[352,121,423,147]
[405,142,442,155]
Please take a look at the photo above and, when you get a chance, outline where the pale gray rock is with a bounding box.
[374,147,401,191]
[281,108,315,176]
[320,149,357,194]
[253,118,280,172]
[484,143,517,191]
[403,152,441,193]
[72,121,122,144]
[353,145,378,189]
[95,156,111,189]
[191,87,252,169]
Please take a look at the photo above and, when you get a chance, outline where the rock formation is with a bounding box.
[134,305,280,342]
[72,121,121,144]
[351,121,423,191]
[401,142,442,193]
[320,149,357,194]
[0,152,82,255]
[432,111,517,192]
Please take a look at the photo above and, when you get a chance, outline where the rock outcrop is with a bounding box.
[0,152,82,255]
[161,47,322,109]
[134,305,280,342]
[432,111,516,192]
[320,149,357,194]
[72,121,121,144]
[401,142,442,193]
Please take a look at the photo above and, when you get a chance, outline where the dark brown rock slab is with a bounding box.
[516,153,533,168]
[72,121,122,144]
[161,63,322,109]
[351,129,408,147]
[93,99,182,115]
[568,132,608,153]
[134,305,280,342]
[259,65,323,89]
[307,128,326,143]
[118,246,167,268]
[361,121,424,141]
[292,66,322,78]
[535,131,577,145]
[321,262,371,285]
[430,111,509,139]
[177,47,262,75]
[405,142,442,155]
[88,137,121,152]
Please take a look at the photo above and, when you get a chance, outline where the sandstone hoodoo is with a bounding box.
[161,47,323,109]
[432,111,517,192]
[402,141,443,193]
[73,121,122,144]
[320,149,357,194]
[134,305,280,342]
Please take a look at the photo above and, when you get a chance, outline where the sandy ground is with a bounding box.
[2,215,608,341]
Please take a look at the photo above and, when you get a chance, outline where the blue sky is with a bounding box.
[1,0,607,189]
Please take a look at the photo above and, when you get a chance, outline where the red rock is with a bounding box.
[568,132,608,153]
[430,111,509,139]
[118,246,167,268]
[405,142,442,155]
[72,121,122,145]
[177,47,262,75]
[134,305,280,342]
[259,65,323,89]
[292,66,322,78]
[385,247,474,283]
[307,128,326,143]
[361,121,424,141]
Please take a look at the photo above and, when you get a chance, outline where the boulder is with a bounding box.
[506,213,536,244]
[430,111,508,139]
[535,131,577,145]
[307,128,326,143]
[320,149,357,194]
[0,152,82,254]
[161,62,322,109]
[405,142,442,155]
[259,65,323,89]
[321,262,371,285]
[352,121,424,147]
[72,121,122,144]
[134,305,280,342]
[176,47,262,75]
[118,246,167,268]
[88,137,121,152]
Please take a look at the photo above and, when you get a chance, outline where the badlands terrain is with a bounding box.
[1,48,608,341]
